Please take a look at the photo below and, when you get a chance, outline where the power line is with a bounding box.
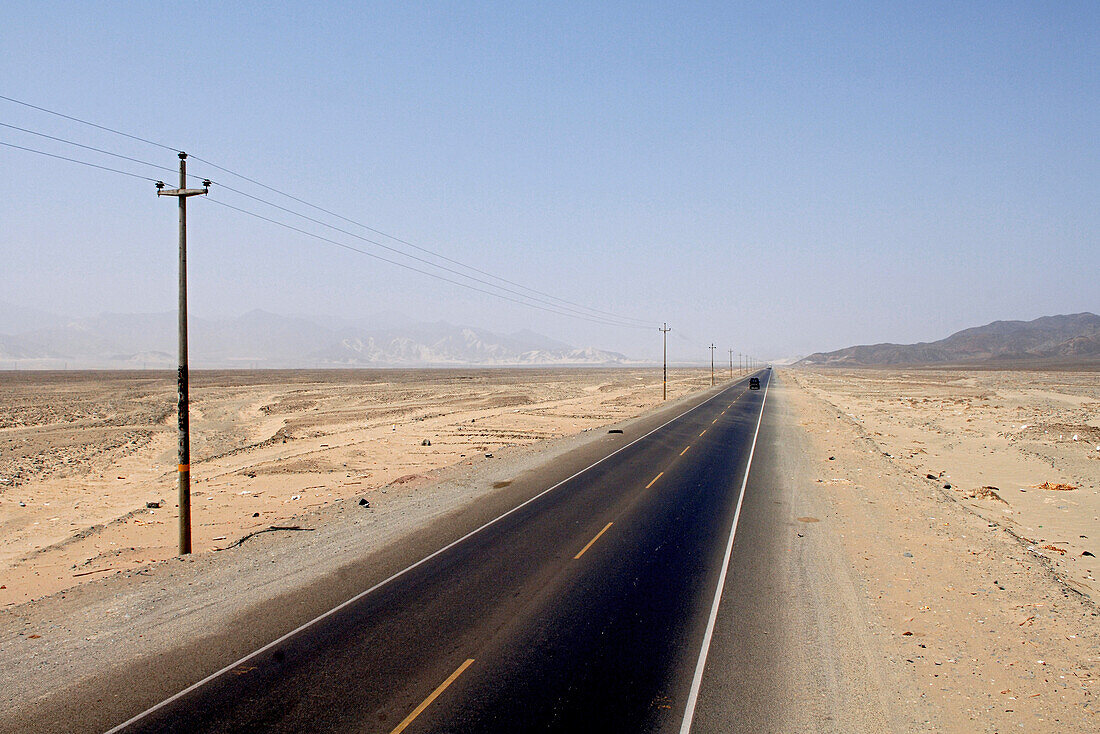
[0,121,178,176]
[188,154,654,327]
[1,122,647,327]
[0,114,647,326]
[0,93,177,152]
[202,180,650,328]
[0,140,162,182]
[206,197,654,329]
[0,94,654,328]
[0,133,651,328]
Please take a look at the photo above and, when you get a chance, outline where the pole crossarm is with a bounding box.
[157,187,209,198]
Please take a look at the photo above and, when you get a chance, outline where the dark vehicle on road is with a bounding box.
[749,377,760,390]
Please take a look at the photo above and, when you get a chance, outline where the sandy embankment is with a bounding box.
[0,368,712,606]
[785,368,1097,730]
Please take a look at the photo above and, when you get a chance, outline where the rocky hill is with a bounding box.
[797,313,1100,367]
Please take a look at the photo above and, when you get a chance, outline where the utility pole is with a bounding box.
[156,153,209,556]
[729,348,733,380]
[659,323,671,400]
[709,344,716,386]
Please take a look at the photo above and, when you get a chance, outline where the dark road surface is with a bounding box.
[108,372,771,734]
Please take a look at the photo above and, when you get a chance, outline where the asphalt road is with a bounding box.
[109,372,772,734]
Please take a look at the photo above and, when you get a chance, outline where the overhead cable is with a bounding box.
[0,119,646,326]
[0,121,177,176]
[206,197,654,329]
[0,93,177,152]
[203,181,649,328]
[0,140,162,182]
[0,94,653,327]
[189,154,654,327]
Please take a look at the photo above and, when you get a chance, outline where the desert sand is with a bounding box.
[791,368,1099,598]
[1,366,1096,732]
[785,368,1098,729]
[0,368,712,605]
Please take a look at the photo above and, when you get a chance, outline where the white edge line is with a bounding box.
[105,379,745,733]
[679,374,769,734]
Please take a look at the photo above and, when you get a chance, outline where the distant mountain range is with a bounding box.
[0,304,631,368]
[798,313,1100,367]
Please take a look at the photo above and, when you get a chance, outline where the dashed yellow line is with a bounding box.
[699,429,707,436]
[390,658,475,734]
[680,446,691,456]
[575,522,614,560]
[645,472,664,489]
[711,418,718,424]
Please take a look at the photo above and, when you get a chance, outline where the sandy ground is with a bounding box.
[0,368,712,606]
[1,366,1096,731]
[791,368,1099,599]
[786,368,1098,730]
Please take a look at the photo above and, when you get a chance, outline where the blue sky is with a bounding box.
[1,1,1097,361]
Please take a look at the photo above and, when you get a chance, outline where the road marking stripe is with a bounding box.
[680,376,770,734]
[645,471,664,489]
[680,446,690,456]
[699,429,706,436]
[104,381,740,734]
[574,522,614,560]
[390,658,474,734]
[711,417,718,424]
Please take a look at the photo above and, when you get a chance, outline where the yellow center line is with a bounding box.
[699,429,707,436]
[645,471,664,489]
[711,418,718,424]
[680,445,691,456]
[390,658,475,734]
[574,522,614,560]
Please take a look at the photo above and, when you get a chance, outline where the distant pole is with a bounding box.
[659,323,671,400]
[709,343,716,386]
[728,348,733,379]
[156,153,209,556]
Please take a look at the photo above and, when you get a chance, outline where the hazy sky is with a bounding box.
[1,2,1097,362]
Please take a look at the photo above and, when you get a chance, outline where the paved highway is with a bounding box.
[108,371,771,733]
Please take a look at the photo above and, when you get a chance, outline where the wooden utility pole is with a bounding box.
[709,344,716,386]
[729,348,733,379]
[659,323,671,400]
[156,153,209,555]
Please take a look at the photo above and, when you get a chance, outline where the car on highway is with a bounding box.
[749,377,760,390]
